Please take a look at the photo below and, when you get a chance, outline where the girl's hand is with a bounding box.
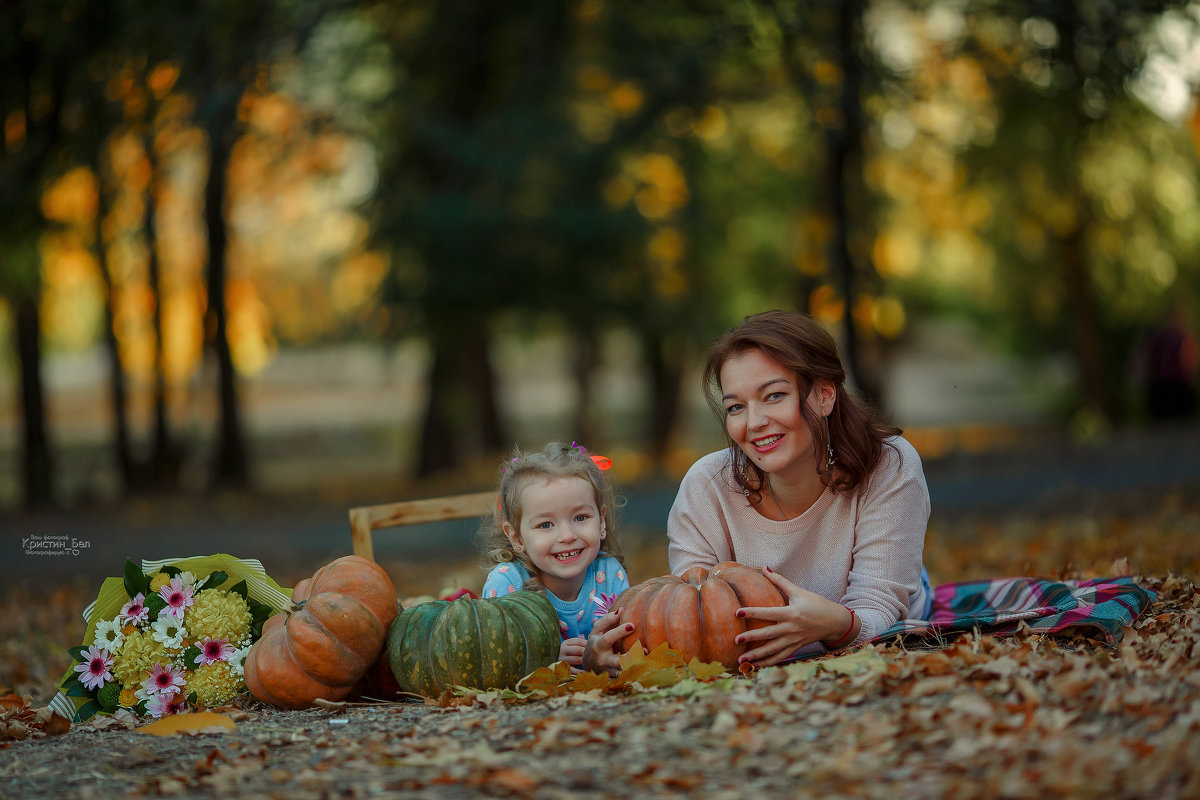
[735,568,859,667]
[582,608,633,677]
[559,637,587,670]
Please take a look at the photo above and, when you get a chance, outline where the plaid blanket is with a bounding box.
[873,575,1156,645]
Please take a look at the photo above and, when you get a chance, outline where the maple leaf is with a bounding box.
[516,661,574,696]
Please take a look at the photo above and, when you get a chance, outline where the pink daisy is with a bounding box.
[73,645,113,691]
[143,663,186,696]
[146,692,186,719]
[194,636,234,666]
[158,578,195,617]
[592,592,617,618]
[119,593,150,625]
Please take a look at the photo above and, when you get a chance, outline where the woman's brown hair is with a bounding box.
[702,310,900,501]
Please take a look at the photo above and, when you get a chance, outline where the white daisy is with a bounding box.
[227,645,250,678]
[151,614,187,649]
[93,618,125,652]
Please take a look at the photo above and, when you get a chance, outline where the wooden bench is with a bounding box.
[348,491,497,561]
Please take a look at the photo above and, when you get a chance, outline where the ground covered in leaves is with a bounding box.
[3,488,1200,798]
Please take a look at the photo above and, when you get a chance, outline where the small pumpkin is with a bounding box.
[615,561,787,668]
[244,555,399,709]
[387,591,559,697]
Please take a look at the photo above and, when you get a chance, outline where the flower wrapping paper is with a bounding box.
[50,554,292,723]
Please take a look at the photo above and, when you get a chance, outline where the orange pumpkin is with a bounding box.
[615,561,787,668]
[244,556,399,709]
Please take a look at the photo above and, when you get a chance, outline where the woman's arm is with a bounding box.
[839,438,930,644]
[666,456,734,574]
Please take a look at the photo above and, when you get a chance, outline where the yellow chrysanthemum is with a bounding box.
[119,686,139,707]
[111,630,169,686]
[184,590,252,643]
[186,663,244,707]
[149,572,172,593]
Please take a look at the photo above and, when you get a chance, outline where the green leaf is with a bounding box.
[227,580,248,599]
[124,558,150,599]
[187,691,198,705]
[61,672,86,693]
[161,566,181,577]
[74,700,103,723]
[66,680,96,699]
[68,645,89,662]
[182,645,202,666]
[204,571,228,590]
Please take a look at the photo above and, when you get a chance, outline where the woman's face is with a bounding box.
[719,348,833,485]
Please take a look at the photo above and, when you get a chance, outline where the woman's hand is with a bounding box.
[734,567,859,667]
[559,637,587,670]
[581,608,633,676]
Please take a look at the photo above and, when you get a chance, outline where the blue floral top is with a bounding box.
[482,555,629,639]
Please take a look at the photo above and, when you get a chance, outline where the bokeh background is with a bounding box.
[3,0,1200,605]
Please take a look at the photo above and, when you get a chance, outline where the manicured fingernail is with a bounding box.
[625,624,633,632]
[736,609,745,618]
[738,656,747,663]
[764,566,773,573]
[735,636,744,644]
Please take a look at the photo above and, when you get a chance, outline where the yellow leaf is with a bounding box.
[686,658,730,681]
[618,641,649,671]
[778,649,889,683]
[135,712,236,736]
[569,671,613,693]
[644,641,688,669]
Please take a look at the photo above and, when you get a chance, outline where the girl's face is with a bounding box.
[719,348,834,486]
[504,475,606,602]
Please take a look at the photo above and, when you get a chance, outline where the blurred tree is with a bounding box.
[0,0,112,507]
[362,0,743,473]
[156,0,331,487]
[952,1,1194,423]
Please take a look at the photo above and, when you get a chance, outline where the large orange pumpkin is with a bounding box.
[615,561,787,668]
[244,556,399,709]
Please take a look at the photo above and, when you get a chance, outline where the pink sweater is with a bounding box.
[667,436,930,648]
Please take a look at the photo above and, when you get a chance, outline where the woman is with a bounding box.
[585,310,931,673]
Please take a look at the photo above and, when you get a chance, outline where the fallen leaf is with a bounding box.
[312,698,347,712]
[135,711,237,736]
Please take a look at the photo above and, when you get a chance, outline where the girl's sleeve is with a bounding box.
[842,439,930,644]
[481,563,525,599]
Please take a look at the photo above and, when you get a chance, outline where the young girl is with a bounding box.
[480,441,632,668]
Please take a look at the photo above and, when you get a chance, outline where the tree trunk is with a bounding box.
[144,132,177,486]
[15,291,53,508]
[416,321,503,476]
[1062,223,1114,420]
[93,166,135,489]
[828,0,882,405]
[570,325,600,448]
[643,330,683,471]
[204,112,248,488]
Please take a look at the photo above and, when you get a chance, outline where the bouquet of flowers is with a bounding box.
[52,554,291,722]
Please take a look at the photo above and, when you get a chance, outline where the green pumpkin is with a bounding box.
[387,591,560,696]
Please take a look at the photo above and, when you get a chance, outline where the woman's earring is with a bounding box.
[513,543,524,553]
[823,414,835,471]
